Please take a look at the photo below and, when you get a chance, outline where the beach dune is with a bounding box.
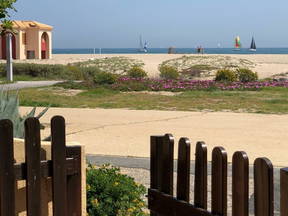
[3,54,288,79]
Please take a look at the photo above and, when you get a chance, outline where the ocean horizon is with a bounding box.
[53,48,288,55]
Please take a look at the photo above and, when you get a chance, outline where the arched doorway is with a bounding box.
[41,32,49,59]
[1,34,16,59]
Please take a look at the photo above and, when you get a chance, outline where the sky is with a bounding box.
[10,0,288,48]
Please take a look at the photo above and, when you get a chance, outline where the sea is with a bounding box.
[53,48,288,55]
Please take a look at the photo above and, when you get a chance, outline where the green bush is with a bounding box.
[81,66,101,83]
[236,68,258,82]
[81,67,119,86]
[215,69,237,82]
[127,66,147,78]
[112,79,149,91]
[86,164,147,216]
[0,63,81,80]
[159,65,179,80]
[93,71,118,85]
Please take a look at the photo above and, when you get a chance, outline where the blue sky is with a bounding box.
[10,0,288,48]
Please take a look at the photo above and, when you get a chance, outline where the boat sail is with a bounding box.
[249,37,256,51]
[233,36,241,51]
[143,41,148,53]
[139,35,148,53]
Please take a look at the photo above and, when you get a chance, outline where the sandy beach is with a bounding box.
[5,54,288,79]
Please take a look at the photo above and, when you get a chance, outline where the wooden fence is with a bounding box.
[0,116,82,216]
[148,134,288,216]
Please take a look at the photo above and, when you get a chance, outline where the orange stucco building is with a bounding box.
[0,20,53,60]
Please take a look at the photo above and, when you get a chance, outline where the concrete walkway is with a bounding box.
[20,107,288,167]
[0,80,61,90]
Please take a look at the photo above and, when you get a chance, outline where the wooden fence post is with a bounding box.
[194,141,207,209]
[176,137,190,202]
[51,116,68,216]
[212,146,227,216]
[66,146,82,216]
[25,117,42,216]
[281,168,288,216]
[0,119,15,216]
[254,157,274,216]
[150,134,174,216]
[232,151,249,216]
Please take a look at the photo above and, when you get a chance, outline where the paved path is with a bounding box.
[0,81,61,90]
[19,107,288,166]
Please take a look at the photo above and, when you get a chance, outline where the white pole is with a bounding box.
[6,33,13,82]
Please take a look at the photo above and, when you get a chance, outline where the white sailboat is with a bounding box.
[139,35,148,53]
[143,41,148,53]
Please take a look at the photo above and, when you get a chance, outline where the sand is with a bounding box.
[20,107,288,167]
[5,54,288,79]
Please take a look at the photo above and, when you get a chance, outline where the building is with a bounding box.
[0,20,53,60]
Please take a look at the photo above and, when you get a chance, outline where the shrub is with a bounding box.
[86,164,147,216]
[0,63,81,80]
[215,69,237,82]
[0,90,48,138]
[236,68,258,82]
[81,67,119,86]
[112,78,149,91]
[127,66,147,78]
[93,71,118,85]
[159,65,179,80]
[66,65,84,80]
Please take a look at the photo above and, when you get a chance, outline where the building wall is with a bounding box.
[17,30,25,59]
[47,31,52,59]
[26,28,40,59]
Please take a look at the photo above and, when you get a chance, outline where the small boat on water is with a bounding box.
[139,35,148,53]
[249,37,256,52]
[233,36,241,51]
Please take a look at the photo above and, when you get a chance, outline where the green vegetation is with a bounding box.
[18,86,288,114]
[159,65,179,80]
[0,90,48,138]
[93,71,119,85]
[0,57,145,82]
[160,55,255,79]
[0,0,17,32]
[215,69,237,82]
[236,68,258,82]
[215,68,258,82]
[87,164,147,216]
[72,57,144,75]
[0,63,83,80]
[127,66,147,78]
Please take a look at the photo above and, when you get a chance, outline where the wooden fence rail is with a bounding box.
[0,116,82,216]
[148,134,288,216]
